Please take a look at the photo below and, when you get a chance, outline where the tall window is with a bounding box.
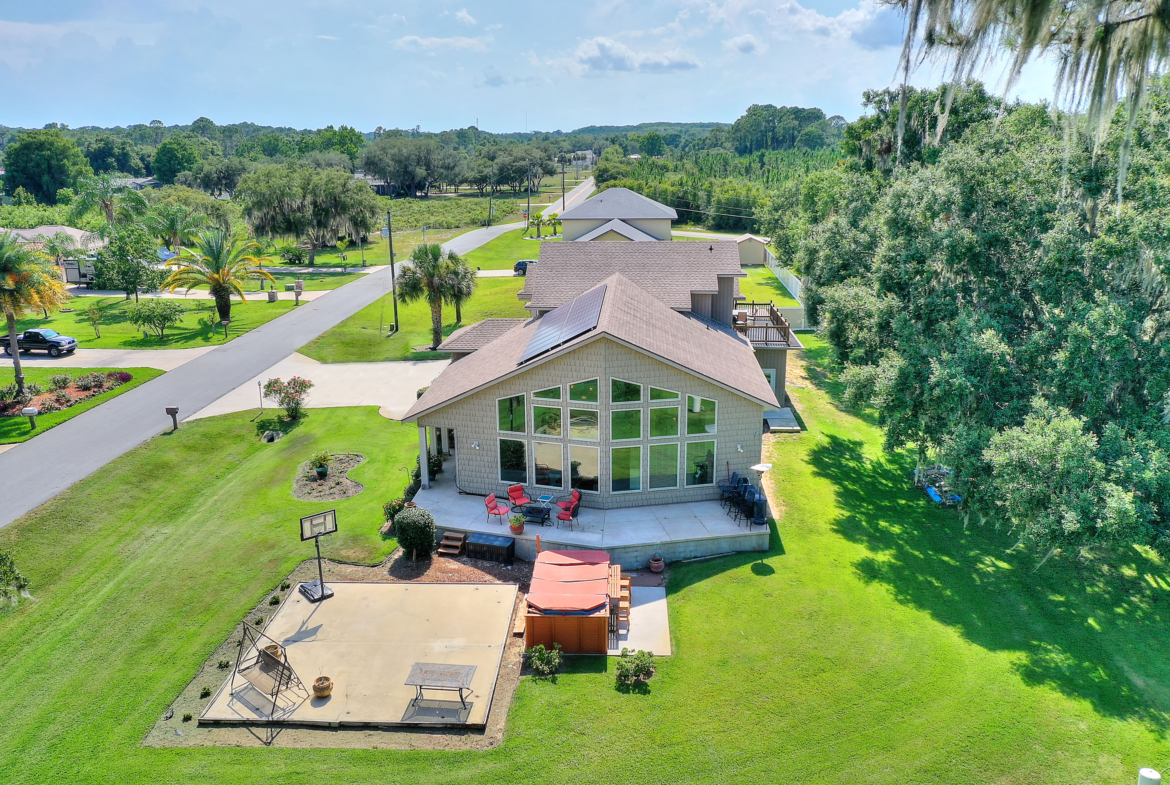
[685,441,716,486]
[686,395,717,435]
[497,394,526,433]
[569,408,599,440]
[499,439,527,484]
[570,445,599,492]
[649,443,679,490]
[533,385,561,400]
[534,442,563,488]
[533,406,562,436]
[649,406,679,438]
[569,379,599,403]
[611,379,641,403]
[611,446,642,493]
[611,409,642,441]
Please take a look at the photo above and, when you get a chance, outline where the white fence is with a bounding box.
[763,249,807,329]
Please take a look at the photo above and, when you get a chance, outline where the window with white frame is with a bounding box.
[533,385,561,400]
[534,441,564,488]
[684,440,716,486]
[649,443,679,490]
[570,444,599,492]
[610,408,642,441]
[533,405,562,436]
[686,395,717,435]
[611,378,641,404]
[649,406,679,438]
[497,394,526,433]
[568,408,599,440]
[611,445,642,493]
[568,378,599,403]
[649,386,679,401]
[499,438,527,484]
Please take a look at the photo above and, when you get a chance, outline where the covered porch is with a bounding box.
[411,471,770,569]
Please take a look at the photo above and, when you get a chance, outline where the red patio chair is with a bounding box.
[507,484,532,507]
[485,493,510,524]
[556,501,580,531]
[556,489,581,513]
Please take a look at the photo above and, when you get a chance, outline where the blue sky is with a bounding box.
[0,0,1057,132]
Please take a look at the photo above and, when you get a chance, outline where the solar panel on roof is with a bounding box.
[517,284,606,365]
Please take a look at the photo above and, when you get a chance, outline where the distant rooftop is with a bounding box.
[558,187,677,222]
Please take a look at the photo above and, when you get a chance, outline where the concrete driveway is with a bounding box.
[12,347,213,371]
[188,353,450,421]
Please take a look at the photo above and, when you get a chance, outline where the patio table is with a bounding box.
[521,503,551,527]
[404,662,477,708]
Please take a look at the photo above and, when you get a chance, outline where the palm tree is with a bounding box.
[72,173,146,229]
[35,231,79,270]
[445,252,478,324]
[163,229,274,322]
[397,243,458,350]
[145,204,205,254]
[547,212,562,236]
[0,233,69,395]
[531,214,546,239]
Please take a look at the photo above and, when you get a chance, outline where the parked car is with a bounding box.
[4,328,78,357]
[514,259,538,276]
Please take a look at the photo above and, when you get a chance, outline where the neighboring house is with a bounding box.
[403,273,780,507]
[356,172,391,196]
[519,240,800,400]
[112,177,161,191]
[0,224,101,250]
[572,150,596,168]
[558,187,677,241]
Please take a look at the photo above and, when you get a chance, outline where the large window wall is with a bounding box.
[492,375,721,498]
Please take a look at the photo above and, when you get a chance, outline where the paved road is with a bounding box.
[441,222,524,256]
[14,347,213,371]
[541,177,595,216]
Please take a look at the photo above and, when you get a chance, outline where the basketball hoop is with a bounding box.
[299,510,338,603]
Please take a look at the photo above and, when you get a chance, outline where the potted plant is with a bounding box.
[649,555,665,573]
[313,676,333,698]
[309,451,332,479]
[261,644,283,665]
[509,513,525,535]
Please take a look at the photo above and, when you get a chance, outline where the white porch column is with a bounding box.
[418,425,430,489]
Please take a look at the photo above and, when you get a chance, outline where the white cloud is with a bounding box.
[571,36,698,74]
[455,9,477,25]
[724,33,763,54]
[316,35,338,41]
[396,35,489,51]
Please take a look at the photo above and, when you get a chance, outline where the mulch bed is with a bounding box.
[292,453,364,502]
[0,372,130,417]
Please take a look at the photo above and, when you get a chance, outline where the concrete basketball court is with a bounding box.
[201,582,517,728]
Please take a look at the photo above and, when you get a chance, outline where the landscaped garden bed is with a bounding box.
[0,366,164,443]
[293,452,365,501]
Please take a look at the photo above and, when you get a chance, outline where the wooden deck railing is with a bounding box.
[734,302,793,346]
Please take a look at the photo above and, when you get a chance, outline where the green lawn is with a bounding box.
[16,298,296,349]
[2,341,1168,783]
[299,277,529,363]
[187,269,363,292]
[464,227,561,270]
[738,266,799,307]
[0,366,164,443]
[267,227,467,269]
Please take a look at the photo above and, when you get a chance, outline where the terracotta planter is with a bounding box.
[403,502,417,509]
[261,644,282,665]
[649,556,665,573]
[510,523,524,535]
[313,676,333,698]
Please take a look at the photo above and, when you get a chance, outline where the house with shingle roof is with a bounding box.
[558,187,677,241]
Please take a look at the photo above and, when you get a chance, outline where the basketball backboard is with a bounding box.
[300,510,338,541]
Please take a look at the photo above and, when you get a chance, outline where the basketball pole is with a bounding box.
[315,535,326,599]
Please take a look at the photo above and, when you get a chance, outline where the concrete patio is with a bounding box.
[414,472,769,568]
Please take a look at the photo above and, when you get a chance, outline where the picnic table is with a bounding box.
[404,662,477,708]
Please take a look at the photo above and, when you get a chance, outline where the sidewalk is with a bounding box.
[188,353,450,421]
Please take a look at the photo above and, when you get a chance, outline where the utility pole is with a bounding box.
[526,164,532,230]
[387,209,399,334]
[487,166,495,227]
[561,159,567,212]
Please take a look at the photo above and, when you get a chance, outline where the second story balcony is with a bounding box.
[734,302,798,348]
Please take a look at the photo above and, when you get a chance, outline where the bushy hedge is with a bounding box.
[394,506,435,560]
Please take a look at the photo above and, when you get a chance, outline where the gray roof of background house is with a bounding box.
[438,318,531,353]
[558,187,678,221]
[404,273,778,421]
[575,219,658,242]
[0,225,101,249]
[520,240,743,312]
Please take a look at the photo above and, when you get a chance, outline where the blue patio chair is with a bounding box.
[736,487,757,524]
[719,472,740,508]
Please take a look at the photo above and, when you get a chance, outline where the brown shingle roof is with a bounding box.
[520,241,743,312]
[404,273,778,421]
[437,318,530,352]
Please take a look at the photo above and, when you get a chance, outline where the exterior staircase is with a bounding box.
[438,531,466,558]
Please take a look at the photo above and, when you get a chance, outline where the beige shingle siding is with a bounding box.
[417,338,765,509]
[754,347,789,403]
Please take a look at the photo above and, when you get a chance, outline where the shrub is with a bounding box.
[615,648,655,683]
[263,376,313,420]
[217,659,230,669]
[428,452,444,476]
[199,687,211,699]
[126,299,184,338]
[0,550,30,609]
[525,643,563,679]
[53,391,71,406]
[269,595,281,606]
[308,451,332,470]
[280,581,291,591]
[0,383,16,402]
[182,713,193,722]
[106,371,132,385]
[24,382,43,397]
[74,372,107,391]
[37,400,60,414]
[383,498,407,523]
[394,506,436,560]
[253,617,264,626]
[49,374,72,390]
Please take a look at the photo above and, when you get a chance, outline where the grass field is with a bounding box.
[14,298,295,350]
[0,366,164,443]
[186,269,363,292]
[1,338,1168,783]
[464,227,560,271]
[299,277,529,363]
[738,266,799,307]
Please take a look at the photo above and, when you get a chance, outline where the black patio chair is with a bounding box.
[718,472,740,508]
